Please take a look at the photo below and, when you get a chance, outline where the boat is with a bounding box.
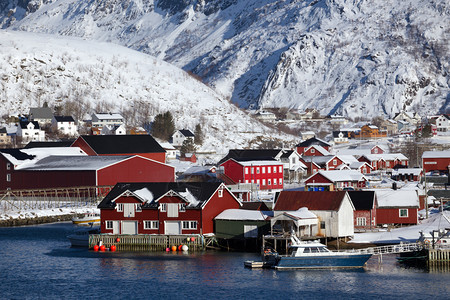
[72,212,100,225]
[67,224,101,247]
[262,235,372,269]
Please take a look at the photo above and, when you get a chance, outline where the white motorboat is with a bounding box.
[72,212,100,225]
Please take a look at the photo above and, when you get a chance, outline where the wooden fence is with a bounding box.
[89,234,208,251]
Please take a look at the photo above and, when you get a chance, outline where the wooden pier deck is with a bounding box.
[89,234,217,251]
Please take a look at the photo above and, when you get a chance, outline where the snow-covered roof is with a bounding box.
[363,153,408,161]
[338,155,359,164]
[20,155,132,171]
[306,145,330,155]
[1,147,86,169]
[93,113,123,120]
[349,161,371,169]
[214,209,270,221]
[374,189,419,208]
[284,207,318,219]
[133,188,154,203]
[422,150,450,158]
[312,170,368,182]
[236,160,282,166]
[392,168,422,176]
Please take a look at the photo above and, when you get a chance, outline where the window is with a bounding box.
[311,149,315,153]
[182,221,197,229]
[144,221,159,229]
[256,167,260,174]
[6,163,11,170]
[356,217,367,226]
[257,179,260,185]
[262,179,266,186]
[245,168,249,175]
[106,221,113,229]
[399,209,408,218]
[268,167,271,173]
[273,178,277,185]
[333,160,337,165]
[245,180,249,183]
[160,203,167,212]
[268,179,271,185]
[320,221,326,229]
[218,189,223,198]
[135,204,142,212]
[273,166,276,173]
[6,174,11,182]
[279,178,283,185]
[179,203,186,211]
[262,167,265,174]
[251,167,254,174]
[117,203,124,212]
[279,166,283,173]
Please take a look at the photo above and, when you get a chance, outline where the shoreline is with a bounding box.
[0,214,73,227]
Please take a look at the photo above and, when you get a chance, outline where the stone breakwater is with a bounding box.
[0,214,73,227]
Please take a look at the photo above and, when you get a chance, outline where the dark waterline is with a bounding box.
[0,223,449,299]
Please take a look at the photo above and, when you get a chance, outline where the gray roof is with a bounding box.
[21,155,133,171]
[29,107,53,120]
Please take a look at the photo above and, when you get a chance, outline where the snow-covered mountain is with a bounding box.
[1,0,448,118]
[0,30,294,154]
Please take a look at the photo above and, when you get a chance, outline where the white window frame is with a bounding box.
[268,167,271,174]
[6,174,11,182]
[279,166,283,173]
[135,203,142,212]
[182,221,197,229]
[268,179,272,185]
[356,217,367,226]
[245,167,249,175]
[311,149,315,153]
[218,189,223,198]
[262,179,266,186]
[273,178,277,185]
[179,203,186,211]
[160,203,167,212]
[106,221,113,229]
[117,203,124,212]
[273,166,276,173]
[6,163,11,170]
[262,167,265,174]
[399,209,408,218]
[144,220,159,229]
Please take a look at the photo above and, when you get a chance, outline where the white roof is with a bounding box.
[363,153,408,161]
[313,170,367,182]
[349,161,370,169]
[422,150,450,158]
[94,113,123,120]
[20,155,133,171]
[307,145,331,156]
[236,160,282,166]
[374,189,419,208]
[392,168,422,176]
[215,209,270,221]
[2,147,87,169]
[284,207,318,219]
[338,155,359,164]
[133,188,154,203]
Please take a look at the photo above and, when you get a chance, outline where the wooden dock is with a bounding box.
[89,234,217,251]
[428,248,450,262]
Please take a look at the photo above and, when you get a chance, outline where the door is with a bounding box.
[124,204,135,218]
[112,221,120,234]
[122,221,138,234]
[165,221,181,234]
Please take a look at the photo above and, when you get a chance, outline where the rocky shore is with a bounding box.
[0,214,73,227]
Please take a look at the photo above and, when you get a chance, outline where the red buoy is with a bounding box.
[191,237,195,242]
[178,245,183,251]
[110,245,116,252]
[116,238,121,243]
[93,245,99,252]
[100,245,106,251]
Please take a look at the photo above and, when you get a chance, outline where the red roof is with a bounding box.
[274,191,347,211]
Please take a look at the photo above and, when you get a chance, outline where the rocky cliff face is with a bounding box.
[1,0,449,118]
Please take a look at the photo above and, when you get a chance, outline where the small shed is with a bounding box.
[270,207,318,237]
[214,209,272,239]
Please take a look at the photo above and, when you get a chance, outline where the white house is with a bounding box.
[435,115,450,132]
[172,129,195,147]
[101,124,126,135]
[16,121,45,143]
[255,110,276,122]
[51,116,78,136]
[91,113,124,128]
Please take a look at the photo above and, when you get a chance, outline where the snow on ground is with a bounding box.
[350,211,450,244]
[0,205,99,221]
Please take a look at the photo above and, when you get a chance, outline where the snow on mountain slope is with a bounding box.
[1,0,449,118]
[0,30,294,154]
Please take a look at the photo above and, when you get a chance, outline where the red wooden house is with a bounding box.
[358,154,408,171]
[300,155,346,174]
[375,190,419,225]
[97,182,241,235]
[296,137,331,155]
[305,170,368,191]
[219,158,284,190]
[71,135,166,163]
[0,149,175,190]
[422,150,450,173]
[347,191,377,230]
[302,145,331,156]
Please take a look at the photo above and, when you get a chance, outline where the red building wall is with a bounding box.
[303,147,325,156]
[376,208,418,225]
[71,138,97,156]
[97,156,175,186]
[305,173,332,184]
[326,157,345,170]
[354,210,377,229]
[201,189,241,234]
[422,157,450,172]
[220,159,244,184]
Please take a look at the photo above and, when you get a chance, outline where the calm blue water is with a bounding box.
[0,223,449,299]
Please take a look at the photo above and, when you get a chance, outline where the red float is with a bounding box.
[110,245,116,252]
[171,245,177,251]
[100,245,106,251]
[116,238,121,243]
[178,245,183,251]
[93,245,99,252]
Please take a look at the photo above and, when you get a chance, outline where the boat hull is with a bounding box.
[275,254,372,269]
[72,218,100,225]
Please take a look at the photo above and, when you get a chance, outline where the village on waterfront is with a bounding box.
[0,107,449,269]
